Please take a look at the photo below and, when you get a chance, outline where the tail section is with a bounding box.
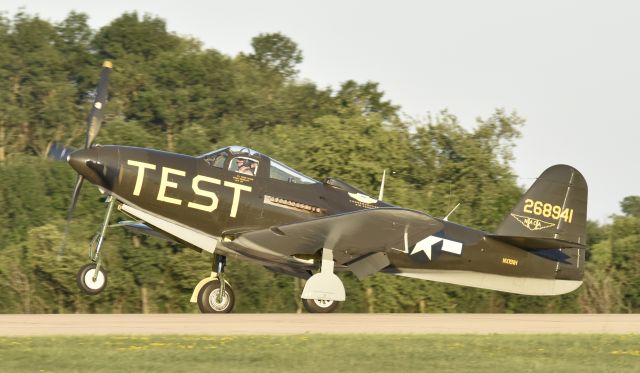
[495,164,588,245]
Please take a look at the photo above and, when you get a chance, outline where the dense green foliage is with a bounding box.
[1,335,640,372]
[0,12,637,313]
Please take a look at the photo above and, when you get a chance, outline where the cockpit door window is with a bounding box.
[205,153,227,168]
[229,157,258,176]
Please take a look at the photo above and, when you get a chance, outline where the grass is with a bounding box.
[0,334,638,372]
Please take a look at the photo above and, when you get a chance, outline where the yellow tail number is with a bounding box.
[523,199,574,223]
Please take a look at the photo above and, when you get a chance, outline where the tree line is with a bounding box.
[0,11,637,313]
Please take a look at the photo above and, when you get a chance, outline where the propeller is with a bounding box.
[46,142,76,161]
[57,60,113,255]
[85,60,112,148]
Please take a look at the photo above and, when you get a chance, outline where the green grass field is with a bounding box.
[0,335,638,372]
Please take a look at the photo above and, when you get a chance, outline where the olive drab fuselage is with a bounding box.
[69,144,585,295]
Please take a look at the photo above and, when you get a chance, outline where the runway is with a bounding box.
[1,314,639,336]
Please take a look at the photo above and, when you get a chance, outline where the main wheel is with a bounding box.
[77,263,107,295]
[197,279,235,313]
[302,298,340,313]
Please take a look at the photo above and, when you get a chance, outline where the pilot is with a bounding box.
[237,158,256,176]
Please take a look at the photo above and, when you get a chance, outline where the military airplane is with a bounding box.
[50,62,588,313]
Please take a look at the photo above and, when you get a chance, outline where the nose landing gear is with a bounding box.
[76,197,115,295]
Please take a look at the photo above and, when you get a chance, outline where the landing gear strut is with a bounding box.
[76,196,114,295]
[301,248,345,313]
[194,254,236,313]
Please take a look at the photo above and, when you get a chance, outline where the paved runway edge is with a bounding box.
[1,314,639,336]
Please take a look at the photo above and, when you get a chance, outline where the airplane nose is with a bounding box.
[67,147,109,187]
[67,146,121,190]
[67,148,96,176]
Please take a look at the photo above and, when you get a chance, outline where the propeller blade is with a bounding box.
[66,174,85,220]
[59,174,85,256]
[85,60,112,149]
[46,142,76,161]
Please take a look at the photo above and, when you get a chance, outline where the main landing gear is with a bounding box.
[192,254,236,313]
[300,248,345,313]
[76,196,115,295]
[302,298,340,313]
[190,251,342,313]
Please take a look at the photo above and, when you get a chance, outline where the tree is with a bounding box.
[92,12,181,61]
[54,12,96,93]
[247,32,303,78]
[336,80,400,122]
[0,13,82,159]
[609,214,640,311]
[620,196,640,217]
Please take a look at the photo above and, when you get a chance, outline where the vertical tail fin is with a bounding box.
[495,164,588,244]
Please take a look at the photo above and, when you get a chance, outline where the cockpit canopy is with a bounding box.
[200,146,318,184]
[200,145,262,159]
[202,145,261,157]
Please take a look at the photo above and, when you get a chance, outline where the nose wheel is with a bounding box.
[77,263,108,295]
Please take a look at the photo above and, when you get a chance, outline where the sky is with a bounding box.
[3,0,638,222]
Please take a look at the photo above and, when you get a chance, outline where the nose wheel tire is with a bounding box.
[302,298,340,313]
[77,263,107,295]
[197,279,235,313]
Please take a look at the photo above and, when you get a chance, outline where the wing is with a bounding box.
[231,207,443,265]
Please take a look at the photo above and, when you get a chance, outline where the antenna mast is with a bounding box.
[378,169,387,201]
[444,202,461,221]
